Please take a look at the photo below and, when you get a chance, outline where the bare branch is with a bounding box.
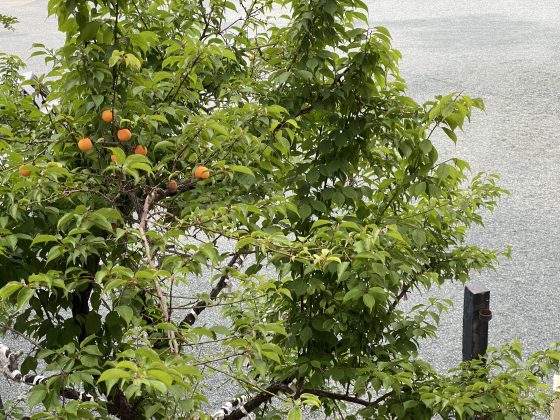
[180,252,246,327]
[300,388,394,408]
[0,323,40,348]
[218,379,293,420]
[138,187,179,354]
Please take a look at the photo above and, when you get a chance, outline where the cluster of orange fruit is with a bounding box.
[18,110,210,182]
[77,110,139,158]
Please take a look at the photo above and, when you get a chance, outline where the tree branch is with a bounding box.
[180,251,246,327]
[220,379,292,420]
[301,388,394,408]
[138,188,179,354]
[0,323,40,348]
[0,342,94,399]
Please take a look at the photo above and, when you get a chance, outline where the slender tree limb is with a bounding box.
[138,188,179,354]
[301,388,395,408]
[180,252,246,327]
[220,379,293,420]
[215,379,395,419]
[388,283,411,312]
[0,323,40,348]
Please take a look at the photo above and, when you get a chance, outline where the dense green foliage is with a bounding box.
[0,0,559,419]
[0,14,18,31]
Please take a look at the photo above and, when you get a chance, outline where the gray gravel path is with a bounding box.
[1,0,560,416]
[372,0,560,375]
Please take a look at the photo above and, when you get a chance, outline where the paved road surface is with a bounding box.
[1,0,559,416]
[372,0,560,374]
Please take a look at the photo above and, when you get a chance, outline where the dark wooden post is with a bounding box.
[462,283,492,361]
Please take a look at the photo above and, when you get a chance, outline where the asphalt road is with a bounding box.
[1,0,560,416]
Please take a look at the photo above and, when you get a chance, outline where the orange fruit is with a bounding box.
[101,109,113,123]
[134,145,148,156]
[194,165,210,180]
[167,179,178,193]
[18,165,32,176]
[78,137,93,152]
[111,154,118,163]
[117,128,132,142]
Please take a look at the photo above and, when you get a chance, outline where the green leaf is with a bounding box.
[262,350,281,364]
[236,237,256,249]
[31,234,58,246]
[337,261,350,280]
[221,49,237,61]
[368,287,387,301]
[300,326,312,345]
[80,21,100,41]
[287,407,302,420]
[274,71,290,84]
[442,126,458,143]
[108,147,126,163]
[88,212,113,232]
[28,387,46,408]
[229,165,255,177]
[147,369,173,386]
[180,365,202,378]
[412,229,426,247]
[260,323,288,336]
[311,219,330,229]
[116,306,133,324]
[0,281,23,299]
[362,293,375,310]
[17,287,34,310]
[98,368,131,382]
[154,140,175,150]
[155,322,177,331]
[124,53,142,71]
[109,50,123,67]
[343,286,364,303]
[148,379,167,394]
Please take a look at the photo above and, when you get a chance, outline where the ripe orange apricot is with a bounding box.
[19,165,32,176]
[117,128,132,142]
[101,109,113,123]
[194,165,210,180]
[78,137,93,152]
[134,145,148,156]
[167,179,178,193]
[111,154,118,163]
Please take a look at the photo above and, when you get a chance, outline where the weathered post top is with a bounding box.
[462,283,491,362]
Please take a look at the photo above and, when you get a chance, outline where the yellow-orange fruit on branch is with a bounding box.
[117,128,132,142]
[194,165,210,180]
[111,154,118,163]
[167,179,178,193]
[78,137,93,152]
[101,110,113,123]
[134,145,148,156]
[19,165,32,176]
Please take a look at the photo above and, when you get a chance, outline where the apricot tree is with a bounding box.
[0,1,559,419]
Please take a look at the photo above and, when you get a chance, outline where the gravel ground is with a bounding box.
[1,0,560,417]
